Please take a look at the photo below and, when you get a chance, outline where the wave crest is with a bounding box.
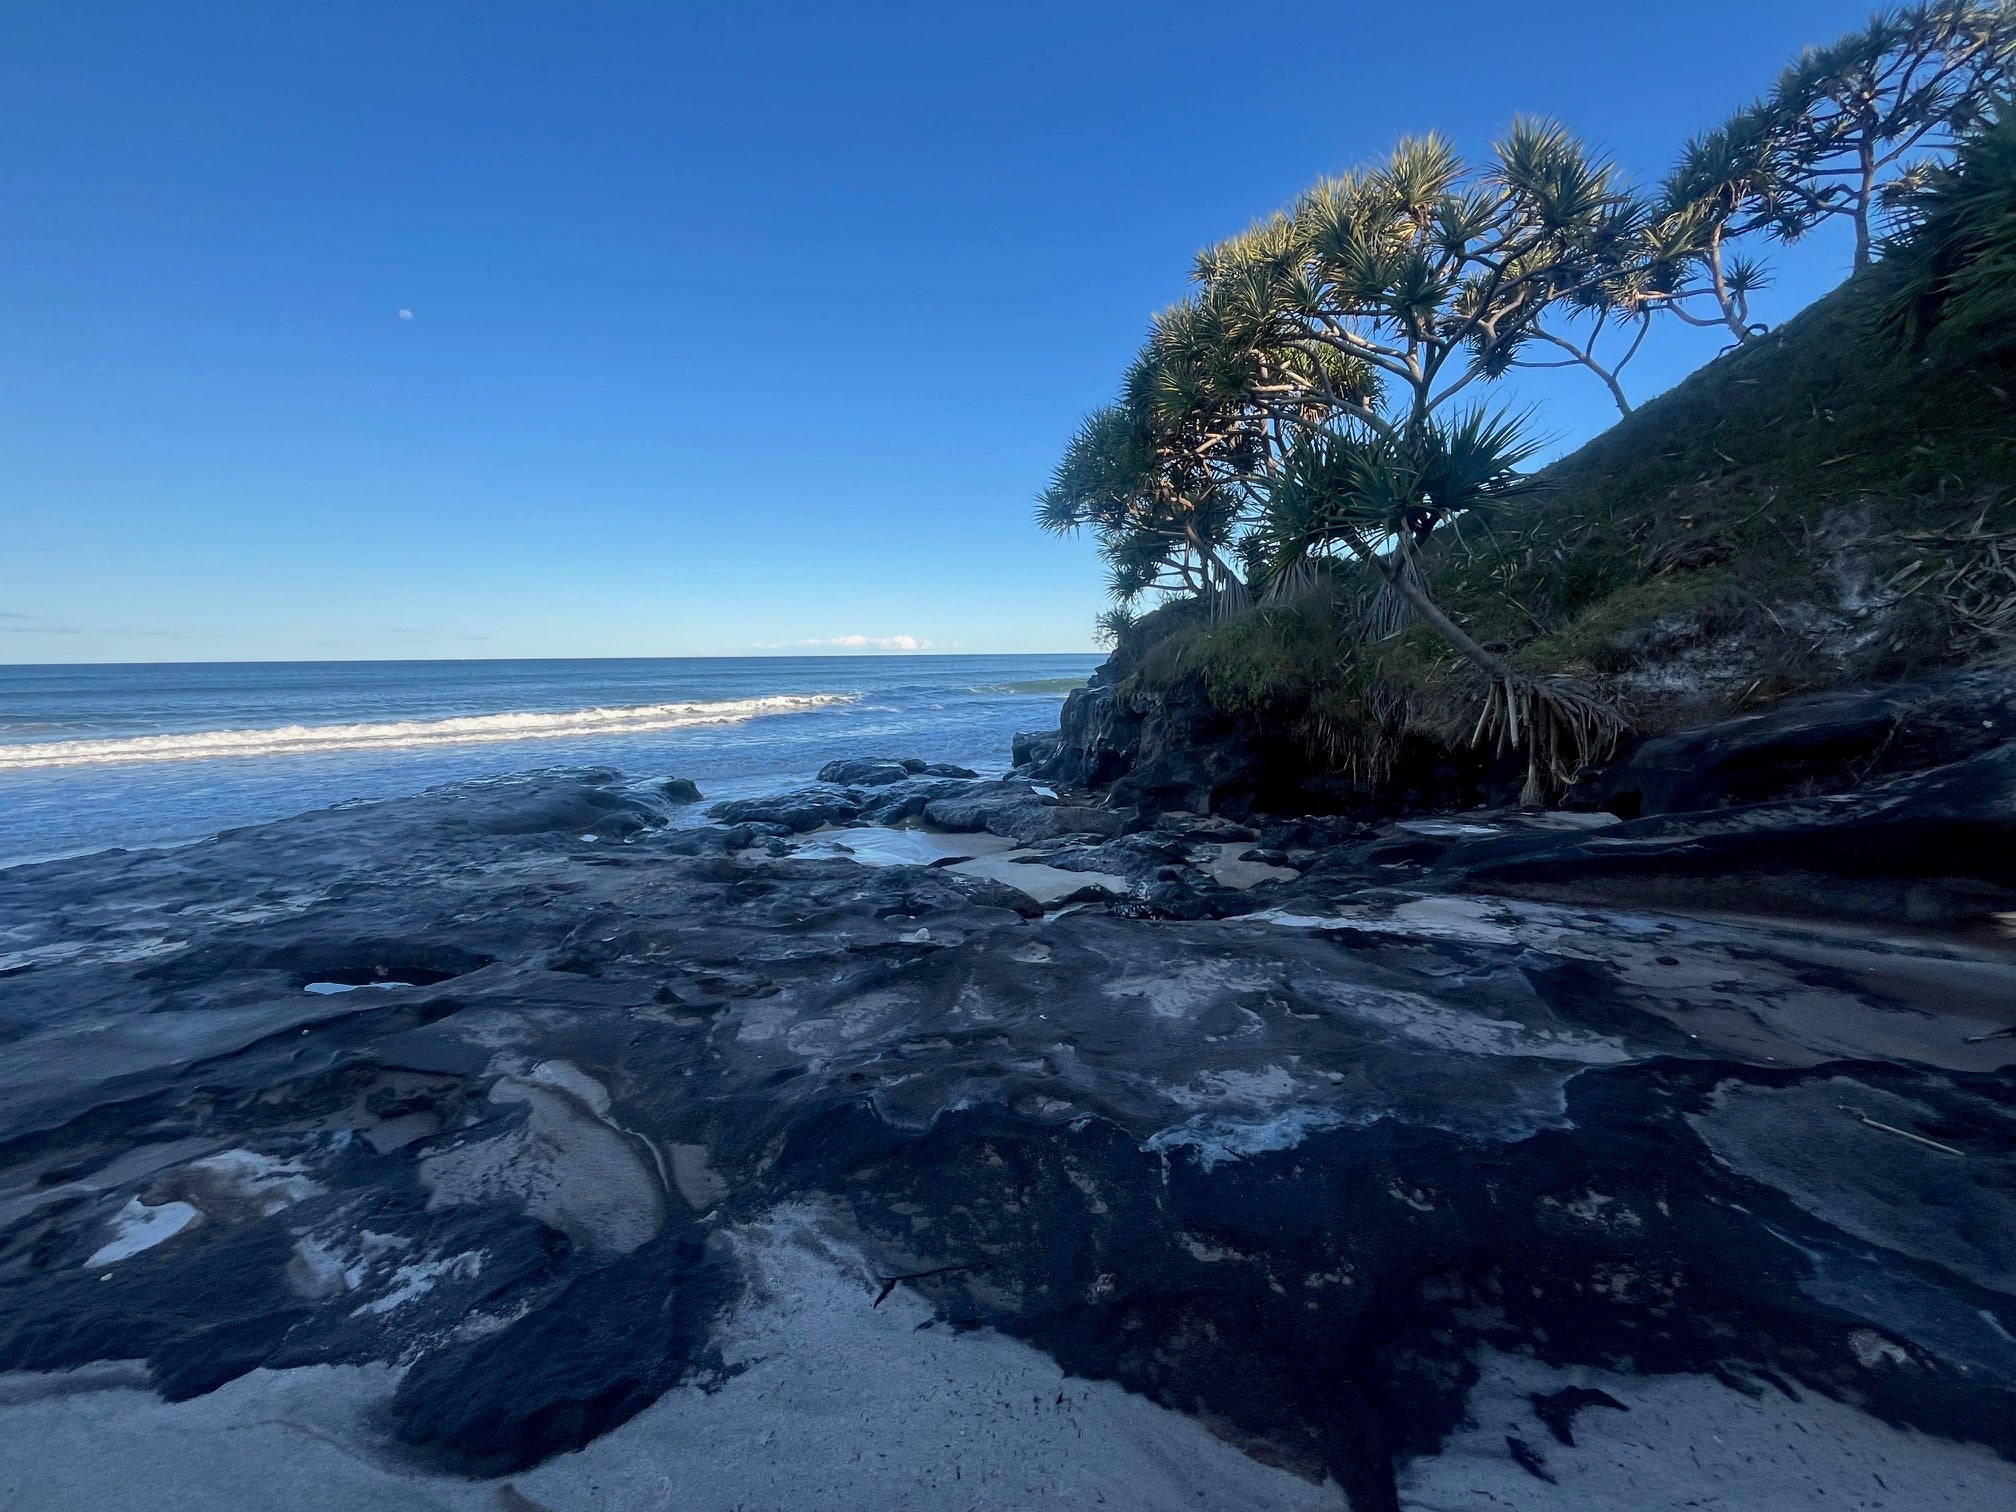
[0,693,858,771]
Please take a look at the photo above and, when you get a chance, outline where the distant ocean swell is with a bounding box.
[0,693,861,770]
[971,677,1088,695]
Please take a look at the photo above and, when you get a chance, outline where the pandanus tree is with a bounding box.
[1650,103,1802,346]
[1242,410,1622,802]
[1771,1,2016,269]
[1641,2,2016,358]
[1194,122,1634,431]
[1044,123,1634,799]
[1038,276,1375,613]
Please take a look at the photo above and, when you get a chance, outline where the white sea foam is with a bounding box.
[0,693,859,770]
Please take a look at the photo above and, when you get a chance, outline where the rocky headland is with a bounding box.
[2,676,2014,1511]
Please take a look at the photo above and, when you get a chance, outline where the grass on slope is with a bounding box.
[1429,277,2016,703]
[1123,271,2015,762]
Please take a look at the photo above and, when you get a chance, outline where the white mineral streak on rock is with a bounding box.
[182,1149,320,1215]
[1144,1106,1351,1173]
[84,1198,199,1266]
[1292,980,1633,1064]
[352,1251,483,1316]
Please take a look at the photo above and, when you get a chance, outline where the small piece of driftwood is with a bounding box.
[873,1261,990,1307]
[1839,1105,1964,1157]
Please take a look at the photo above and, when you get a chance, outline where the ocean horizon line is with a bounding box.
[0,650,1100,671]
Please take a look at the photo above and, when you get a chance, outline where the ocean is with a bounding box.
[0,655,1100,868]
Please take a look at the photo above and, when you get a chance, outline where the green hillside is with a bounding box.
[1117,269,2015,775]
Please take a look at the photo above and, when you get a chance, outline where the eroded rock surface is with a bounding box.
[1,765,2012,1509]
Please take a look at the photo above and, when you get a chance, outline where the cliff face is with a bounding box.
[1041,671,1485,819]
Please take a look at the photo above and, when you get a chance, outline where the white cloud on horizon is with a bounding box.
[757,633,937,652]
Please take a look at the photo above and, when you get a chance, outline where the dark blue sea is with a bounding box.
[0,655,1100,868]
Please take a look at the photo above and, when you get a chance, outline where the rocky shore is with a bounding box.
[2,684,2014,1510]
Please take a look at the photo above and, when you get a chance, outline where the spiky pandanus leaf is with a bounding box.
[1093,606,1139,649]
[1875,91,2016,350]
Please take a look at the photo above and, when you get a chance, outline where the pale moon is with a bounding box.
[397,309,413,320]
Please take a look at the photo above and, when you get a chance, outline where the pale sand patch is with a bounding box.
[1201,840,1299,890]
[946,853,1128,904]
[1398,1347,2016,1511]
[419,1063,665,1254]
[792,825,1018,867]
[0,1208,1348,1512]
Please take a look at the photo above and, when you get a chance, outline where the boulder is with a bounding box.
[921,782,1127,845]
[854,777,978,826]
[1444,741,2016,927]
[658,778,704,805]
[816,758,980,788]
[449,776,664,838]
[920,781,1047,833]
[1037,832,1189,880]
[993,803,1128,846]
[1572,670,2016,817]
[1012,730,1062,769]
[1034,680,1143,790]
[708,787,860,833]
[816,758,914,787]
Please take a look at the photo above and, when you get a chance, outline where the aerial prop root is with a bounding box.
[1470,671,1628,806]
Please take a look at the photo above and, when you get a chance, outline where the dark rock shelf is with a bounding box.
[1,753,2012,1509]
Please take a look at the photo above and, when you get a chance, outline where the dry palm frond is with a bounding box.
[1364,556,1420,641]
[1261,556,1324,605]
[1210,578,1254,622]
[1884,511,2016,657]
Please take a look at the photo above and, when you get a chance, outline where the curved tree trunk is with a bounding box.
[1375,551,1624,806]
[1375,553,1510,679]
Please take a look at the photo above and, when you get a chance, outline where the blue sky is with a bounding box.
[3,1,1871,663]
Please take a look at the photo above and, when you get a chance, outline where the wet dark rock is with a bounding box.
[1530,1385,1628,1446]
[1570,669,2016,818]
[815,758,914,786]
[853,776,975,825]
[447,772,667,838]
[1506,1435,1554,1482]
[1034,678,1142,790]
[389,1219,736,1473]
[817,757,981,788]
[709,786,860,832]
[1033,832,1190,880]
[1151,812,1257,842]
[1112,876,1243,920]
[658,777,704,804]
[657,827,724,856]
[1012,729,1061,769]
[919,782,1127,844]
[1261,817,1378,852]
[2,762,2013,1506]
[919,779,1046,830]
[1437,741,2016,928]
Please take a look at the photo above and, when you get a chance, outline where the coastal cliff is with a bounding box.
[1030,269,2016,824]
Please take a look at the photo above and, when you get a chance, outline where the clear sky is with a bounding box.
[2,1,1872,663]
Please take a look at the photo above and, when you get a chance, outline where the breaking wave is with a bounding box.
[971,677,1088,695]
[0,693,859,771]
